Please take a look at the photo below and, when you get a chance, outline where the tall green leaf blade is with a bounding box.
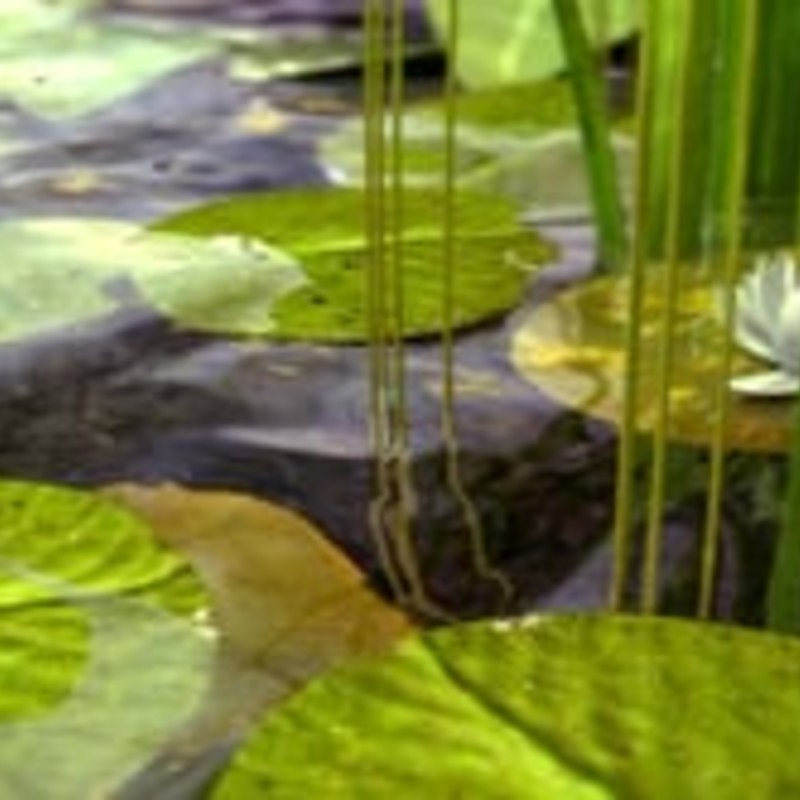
[642,0,800,257]
[746,0,800,246]
[552,0,629,271]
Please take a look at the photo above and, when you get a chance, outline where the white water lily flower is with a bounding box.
[730,253,800,396]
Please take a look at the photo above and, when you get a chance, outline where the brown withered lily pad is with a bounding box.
[104,483,412,753]
[511,272,793,454]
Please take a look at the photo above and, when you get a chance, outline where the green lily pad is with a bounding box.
[0,0,217,117]
[0,480,206,718]
[0,480,193,602]
[0,218,304,343]
[0,480,212,797]
[215,614,800,798]
[320,113,496,189]
[321,82,633,216]
[155,188,552,341]
[423,79,579,134]
[0,595,87,720]
[426,0,639,87]
[0,596,212,800]
[463,130,635,215]
[320,80,578,189]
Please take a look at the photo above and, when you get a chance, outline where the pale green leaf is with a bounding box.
[155,188,552,342]
[0,0,217,117]
[425,0,639,87]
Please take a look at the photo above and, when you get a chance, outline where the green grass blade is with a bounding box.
[552,0,629,272]
[746,0,800,247]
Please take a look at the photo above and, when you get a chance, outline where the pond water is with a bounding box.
[0,3,762,799]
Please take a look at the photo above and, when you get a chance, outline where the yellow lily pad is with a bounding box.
[511,273,792,453]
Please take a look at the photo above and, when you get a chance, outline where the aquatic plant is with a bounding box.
[4,0,800,797]
[730,253,800,396]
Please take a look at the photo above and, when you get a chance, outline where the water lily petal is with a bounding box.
[729,370,800,397]
[734,267,781,361]
[733,314,778,362]
[775,291,800,376]
[762,253,798,315]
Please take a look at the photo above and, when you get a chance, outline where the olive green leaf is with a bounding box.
[155,188,552,341]
[0,480,211,799]
[215,614,800,799]
[0,590,88,721]
[319,80,579,189]
[320,82,633,217]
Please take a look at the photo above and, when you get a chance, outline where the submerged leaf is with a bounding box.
[0,594,87,721]
[215,614,800,799]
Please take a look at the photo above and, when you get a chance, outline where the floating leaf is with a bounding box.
[0,0,217,117]
[511,273,794,452]
[227,36,408,83]
[154,188,552,341]
[0,597,211,800]
[463,130,635,217]
[320,80,580,189]
[0,480,211,798]
[105,484,411,750]
[0,218,305,343]
[0,480,196,603]
[321,79,633,219]
[215,614,800,798]
[425,0,639,87]
[320,114,494,189]
[421,79,579,135]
